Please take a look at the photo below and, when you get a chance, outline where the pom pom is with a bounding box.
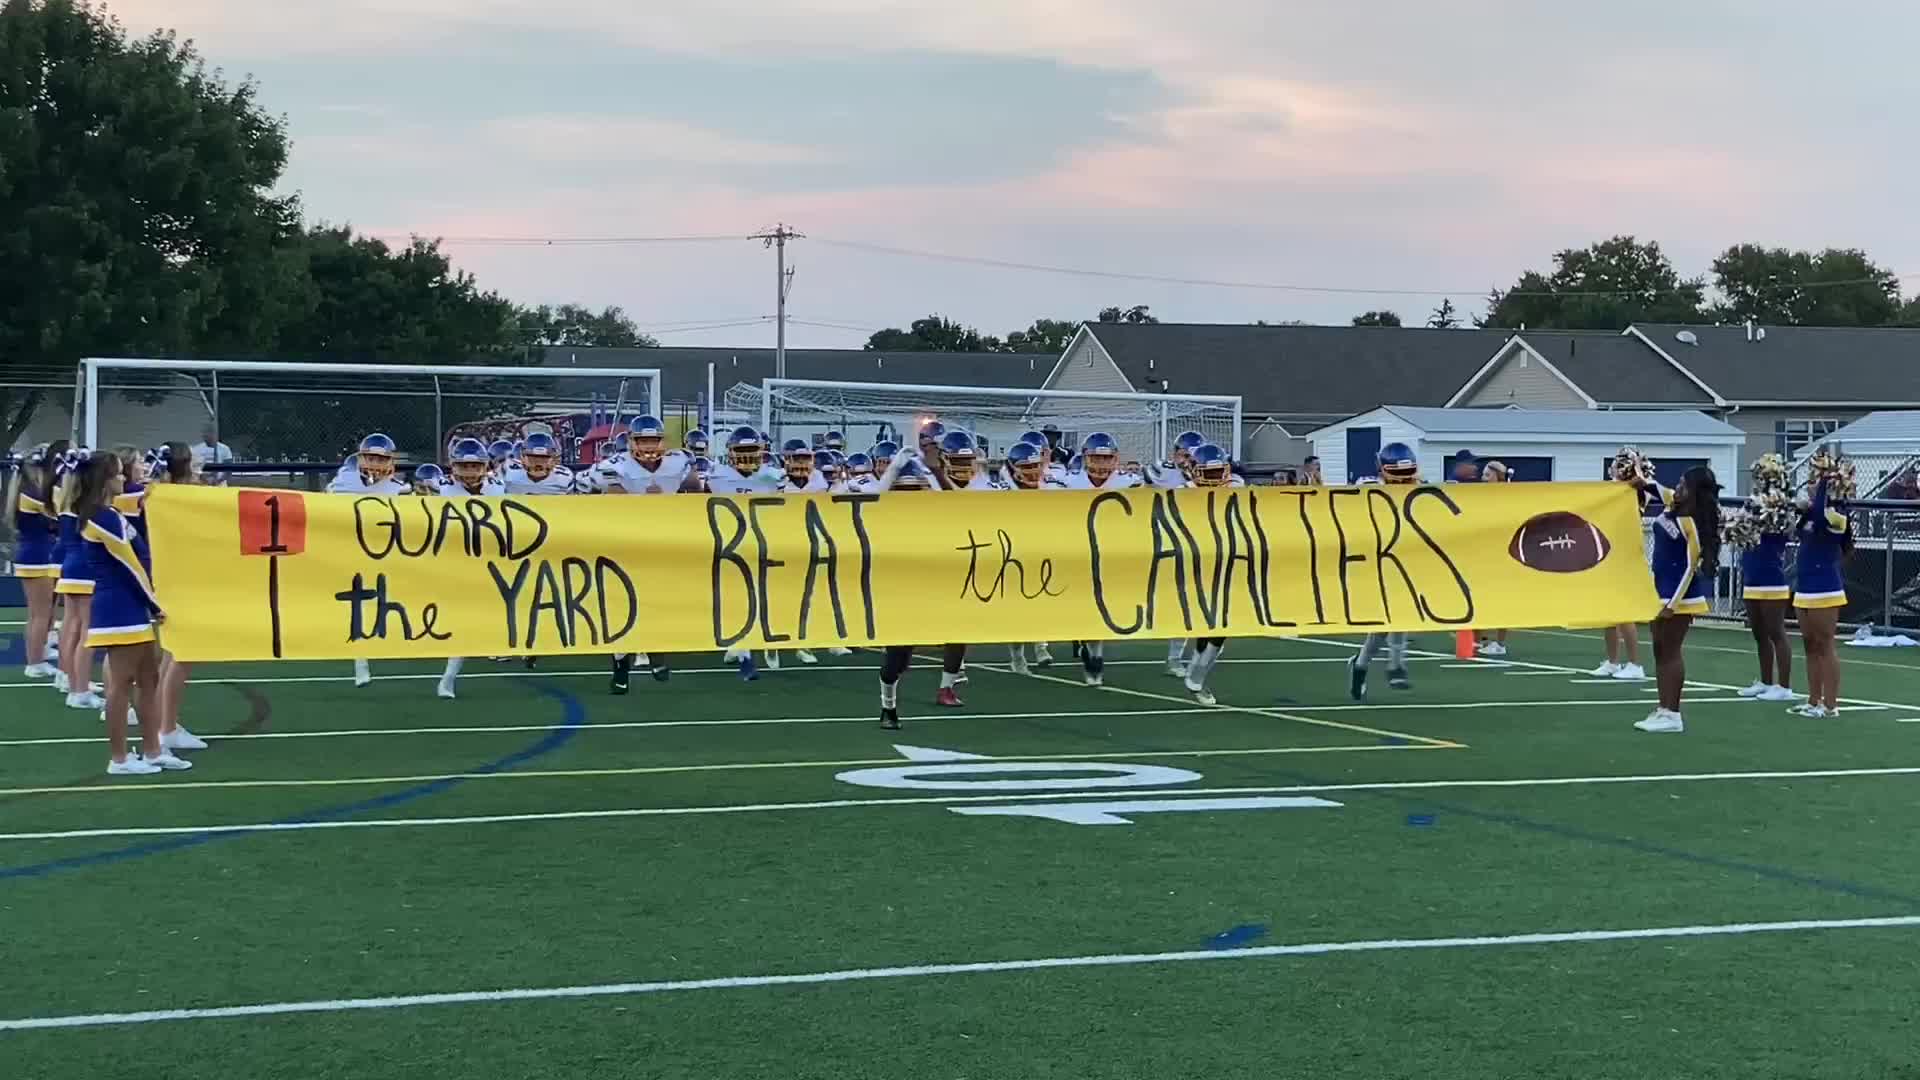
[1751,488,1797,535]
[1748,452,1791,497]
[1807,446,1857,500]
[1721,506,1762,549]
[1611,446,1655,484]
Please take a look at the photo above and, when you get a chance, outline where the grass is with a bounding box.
[2,614,1919,1078]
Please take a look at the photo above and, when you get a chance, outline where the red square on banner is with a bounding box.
[237,491,307,557]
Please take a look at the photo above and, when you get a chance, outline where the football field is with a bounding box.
[3,617,1919,1078]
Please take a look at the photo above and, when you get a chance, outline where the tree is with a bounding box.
[1350,310,1402,327]
[514,303,658,349]
[1097,304,1159,324]
[865,315,999,352]
[1481,236,1706,330]
[1898,294,1920,328]
[1427,298,1461,329]
[1,0,299,446]
[1002,318,1078,354]
[1709,244,1902,327]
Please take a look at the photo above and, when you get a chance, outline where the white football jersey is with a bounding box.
[779,471,831,495]
[501,463,575,495]
[597,451,690,495]
[1064,470,1140,491]
[1146,460,1187,490]
[710,462,786,495]
[327,470,408,496]
[439,476,508,497]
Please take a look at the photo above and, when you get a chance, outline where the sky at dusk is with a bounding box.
[105,0,1920,347]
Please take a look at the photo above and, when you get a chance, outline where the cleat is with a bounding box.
[1009,655,1030,676]
[650,661,671,683]
[353,659,372,688]
[1388,667,1412,691]
[524,656,539,670]
[436,678,457,700]
[1184,679,1216,706]
[879,708,902,731]
[936,687,964,708]
[738,655,758,682]
[795,650,819,665]
[765,651,781,671]
[1033,644,1054,668]
[1166,660,1189,678]
[1083,672,1104,687]
[1347,658,1368,702]
[610,654,633,696]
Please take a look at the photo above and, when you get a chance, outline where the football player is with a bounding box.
[1175,443,1239,705]
[502,432,574,495]
[822,430,848,455]
[1346,442,1420,701]
[329,434,410,689]
[487,438,517,475]
[708,426,784,496]
[431,439,506,700]
[1062,433,1138,684]
[1000,441,1064,673]
[598,415,690,495]
[409,463,445,495]
[843,452,875,492]
[779,438,829,493]
[1147,430,1206,490]
[869,452,946,728]
[931,429,996,491]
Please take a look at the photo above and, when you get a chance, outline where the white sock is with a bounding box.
[879,680,899,709]
[1167,639,1188,663]
[940,671,958,690]
[441,657,463,680]
[1189,643,1222,685]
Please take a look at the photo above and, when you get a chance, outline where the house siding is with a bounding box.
[1046,334,1138,395]
[1458,347,1588,408]
[1722,406,1868,491]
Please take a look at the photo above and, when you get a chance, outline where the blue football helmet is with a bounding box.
[357,433,398,483]
[870,440,900,469]
[1378,442,1420,483]
[448,438,489,488]
[782,438,815,484]
[727,426,766,472]
[411,462,445,491]
[684,428,710,454]
[1191,443,1232,486]
[628,415,667,466]
[1172,430,1206,465]
[1068,453,1084,474]
[521,432,560,480]
[1005,441,1046,488]
[938,429,978,487]
[1018,430,1049,450]
[488,438,516,462]
[1082,432,1120,482]
[891,459,933,490]
[918,419,947,448]
[823,430,847,452]
[845,452,874,477]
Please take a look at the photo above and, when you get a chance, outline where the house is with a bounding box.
[1795,410,1920,497]
[1304,406,1745,486]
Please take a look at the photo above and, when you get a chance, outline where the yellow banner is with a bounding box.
[145,482,1658,661]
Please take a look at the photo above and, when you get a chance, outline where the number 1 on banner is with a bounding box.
[237,492,307,657]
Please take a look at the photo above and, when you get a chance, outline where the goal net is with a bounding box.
[78,358,664,472]
[722,378,1243,464]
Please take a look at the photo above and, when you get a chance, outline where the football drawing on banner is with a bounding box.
[144,482,1658,662]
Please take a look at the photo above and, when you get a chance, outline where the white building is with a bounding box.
[1304,406,1744,487]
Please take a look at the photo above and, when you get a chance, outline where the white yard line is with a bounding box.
[5,915,1917,1031]
[9,764,1916,842]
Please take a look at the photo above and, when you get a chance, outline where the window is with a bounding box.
[1775,418,1839,458]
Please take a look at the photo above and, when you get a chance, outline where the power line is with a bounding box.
[810,236,1919,300]
[369,233,746,246]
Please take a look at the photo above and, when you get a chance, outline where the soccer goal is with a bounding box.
[724,378,1244,463]
[77,358,663,468]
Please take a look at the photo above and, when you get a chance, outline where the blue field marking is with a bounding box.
[0,681,586,882]
[1205,923,1270,950]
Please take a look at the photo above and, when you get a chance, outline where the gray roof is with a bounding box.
[1084,323,1503,417]
[1635,323,1920,404]
[1819,410,1920,446]
[1504,331,1714,405]
[539,346,1055,402]
[1372,405,1743,440]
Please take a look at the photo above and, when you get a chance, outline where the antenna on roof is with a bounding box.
[1675,330,1699,346]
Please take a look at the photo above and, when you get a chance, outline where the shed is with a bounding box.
[1304,406,1745,486]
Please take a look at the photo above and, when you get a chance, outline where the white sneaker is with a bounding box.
[162,726,208,751]
[1737,681,1769,698]
[1485,642,1508,657]
[1033,644,1054,666]
[23,662,58,679]
[53,670,70,693]
[765,651,782,671]
[829,647,853,657]
[1185,679,1216,706]
[145,751,193,771]
[1166,660,1190,678]
[1613,663,1647,681]
[1757,685,1797,702]
[107,757,161,776]
[436,676,457,700]
[637,653,651,666]
[795,650,819,665]
[353,659,372,688]
[66,691,104,710]
[1589,661,1620,677]
[1789,704,1832,718]
[1009,654,1030,675]
[1633,710,1684,733]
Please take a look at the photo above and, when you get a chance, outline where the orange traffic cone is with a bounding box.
[1455,630,1477,660]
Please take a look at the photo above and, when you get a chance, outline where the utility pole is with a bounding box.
[752,224,803,378]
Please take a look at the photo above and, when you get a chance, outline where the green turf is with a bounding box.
[3,615,1920,1078]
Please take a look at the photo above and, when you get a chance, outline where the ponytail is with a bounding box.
[164,441,195,484]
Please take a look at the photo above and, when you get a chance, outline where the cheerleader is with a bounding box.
[8,444,61,681]
[1732,454,1797,703]
[1636,466,1722,734]
[150,443,208,753]
[1791,450,1854,718]
[71,452,189,773]
[54,450,104,708]
[1591,449,1650,681]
